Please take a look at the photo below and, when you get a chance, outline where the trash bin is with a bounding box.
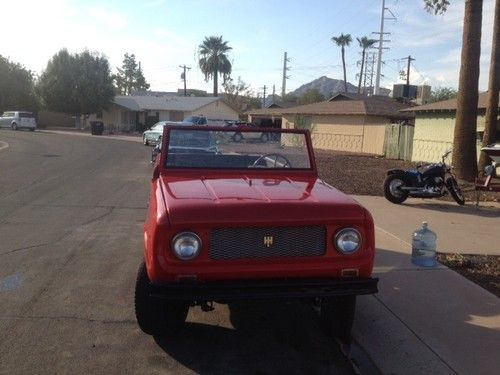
[90,121,104,135]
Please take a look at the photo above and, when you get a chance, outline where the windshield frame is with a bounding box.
[158,125,317,176]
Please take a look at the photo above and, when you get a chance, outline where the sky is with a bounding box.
[0,0,496,96]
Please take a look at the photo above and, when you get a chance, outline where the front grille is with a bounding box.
[209,226,326,260]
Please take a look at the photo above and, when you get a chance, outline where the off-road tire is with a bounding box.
[134,262,189,336]
[383,173,409,204]
[320,296,356,344]
[446,177,465,205]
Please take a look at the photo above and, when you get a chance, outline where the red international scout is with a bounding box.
[136,125,378,341]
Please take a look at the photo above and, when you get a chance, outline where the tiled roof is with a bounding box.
[113,96,221,112]
[401,91,500,112]
[280,95,413,118]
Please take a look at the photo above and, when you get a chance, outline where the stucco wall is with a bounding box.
[411,113,487,163]
[283,114,386,155]
[192,101,239,121]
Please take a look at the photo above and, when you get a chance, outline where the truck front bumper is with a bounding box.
[149,277,378,302]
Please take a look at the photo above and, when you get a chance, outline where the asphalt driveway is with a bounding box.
[0,130,353,374]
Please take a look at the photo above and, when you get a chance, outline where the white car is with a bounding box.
[0,111,37,131]
[142,121,166,146]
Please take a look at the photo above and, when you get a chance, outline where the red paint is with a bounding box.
[144,126,375,284]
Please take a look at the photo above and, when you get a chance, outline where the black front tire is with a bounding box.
[383,173,409,204]
[446,178,465,205]
[134,262,189,336]
[320,296,356,344]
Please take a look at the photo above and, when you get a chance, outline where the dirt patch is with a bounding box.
[437,253,500,298]
[314,150,499,297]
[315,150,500,203]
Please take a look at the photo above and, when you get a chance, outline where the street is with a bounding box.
[0,130,353,374]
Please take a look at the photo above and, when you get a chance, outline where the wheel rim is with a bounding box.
[389,178,405,197]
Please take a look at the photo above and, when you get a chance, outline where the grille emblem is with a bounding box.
[263,236,274,247]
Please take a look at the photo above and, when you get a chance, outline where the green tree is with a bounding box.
[0,55,39,113]
[114,53,150,95]
[297,89,325,105]
[198,36,232,97]
[38,49,115,128]
[222,76,251,112]
[479,0,500,172]
[282,93,298,104]
[331,33,352,93]
[429,87,458,103]
[356,37,377,94]
[425,0,483,181]
[423,0,450,14]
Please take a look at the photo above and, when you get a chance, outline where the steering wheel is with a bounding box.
[251,153,292,168]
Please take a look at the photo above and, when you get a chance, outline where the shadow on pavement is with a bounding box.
[369,248,500,373]
[154,300,352,374]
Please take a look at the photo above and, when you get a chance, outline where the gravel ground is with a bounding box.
[315,150,500,203]
[314,149,499,298]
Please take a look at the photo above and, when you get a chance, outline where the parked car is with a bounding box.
[224,122,270,142]
[0,111,37,131]
[182,115,207,125]
[136,126,378,342]
[142,121,166,146]
[143,117,208,146]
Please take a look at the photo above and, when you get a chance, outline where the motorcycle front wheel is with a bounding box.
[383,173,409,204]
[446,177,465,205]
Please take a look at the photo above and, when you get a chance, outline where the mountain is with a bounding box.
[291,76,358,98]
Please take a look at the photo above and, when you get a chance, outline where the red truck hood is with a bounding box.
[159,175,365,226]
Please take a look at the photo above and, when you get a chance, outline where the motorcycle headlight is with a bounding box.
[334,228,361,254]
[171,232,202,260]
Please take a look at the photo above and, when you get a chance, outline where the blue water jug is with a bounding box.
[411,222,437,267]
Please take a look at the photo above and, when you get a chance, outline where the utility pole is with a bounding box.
[402,55,415,85]
[179,65,191,96]
[272,84,276,104]
[373,0,395,95]
[261,85,267,108]
[281,52,291,100]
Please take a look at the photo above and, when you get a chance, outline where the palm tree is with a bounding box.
[479,0,499,173]
[356,37,377,94]
[452,0,483,181]
[198,36,232,97]
[425,0,483,181]
[331,33,352,93]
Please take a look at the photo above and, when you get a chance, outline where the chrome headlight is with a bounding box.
[171,232,202,260]
[334,228,361,254]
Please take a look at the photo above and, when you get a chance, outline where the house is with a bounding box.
[401,91,500,163]
[267,93,413,155]
[95,95,239,132]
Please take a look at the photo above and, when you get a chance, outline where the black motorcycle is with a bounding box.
[383,150,465,205]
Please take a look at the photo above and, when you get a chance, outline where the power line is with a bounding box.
[282,52,291,98]
[179,65,191,96]
[373,0,396,95]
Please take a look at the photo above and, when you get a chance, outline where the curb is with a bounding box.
[39,130,143,143]
[0,141,9,151]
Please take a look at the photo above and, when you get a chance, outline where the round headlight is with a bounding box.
[171,232,202,260]
[334,228,361,254]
